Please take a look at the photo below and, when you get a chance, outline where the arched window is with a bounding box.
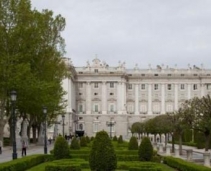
[79,123,83,130]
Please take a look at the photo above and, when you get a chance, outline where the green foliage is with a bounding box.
[53,136,70,159]
[70,137,80,150]
[85,136,90,143]
[118,135,123,144]
[80,136,87,147]
[164,156,211,171]
[90,136,94,141]
[138,137,153,161]
[128,136,139,150]
[113,135,118,141]
[89,130,117,171]
[0,154,51,171]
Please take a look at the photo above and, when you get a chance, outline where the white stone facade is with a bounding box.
[61,57,211,139]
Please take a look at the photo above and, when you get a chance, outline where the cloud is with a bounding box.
[31,0,211,69]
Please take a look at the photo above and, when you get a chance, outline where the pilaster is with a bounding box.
[147,83,152,115]
[161,84,165,114]
[135,84,139,115]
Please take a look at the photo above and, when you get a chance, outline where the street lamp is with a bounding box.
[43,106,47,154]
[62,114,65,137]
[106,118,116,138]
[11,90,17,160]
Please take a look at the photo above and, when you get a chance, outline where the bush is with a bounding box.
[128,136,139,150]
[118,135,123,144]
[164,156,211,171]
[89,130,117,171]
[113,135,118,141]
[80,136,87,147]
[138,137,153,161]
[0,154,52,171]
[53,136,70,159]
[70,137,81,150]
[85,136,90,143]
[90,136,94,141]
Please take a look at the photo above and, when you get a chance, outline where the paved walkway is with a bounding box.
[0,144,54,163]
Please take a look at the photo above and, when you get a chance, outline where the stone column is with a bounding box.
[174,147,180,157]
[135,84,139,115]
[159,143,164,153]
[166,145,171,156]
[187,84,191,99]
[122,82,126,113]
[161,84,165,114]
[201,84,205,98]
[117,82,122,114]
[86,82,91,114]
[147,84,152,115]
[21,119,29,145]
[186,149,193,161]
[102,82,107,114]
[174,84,178,111]
[203,152,210,167]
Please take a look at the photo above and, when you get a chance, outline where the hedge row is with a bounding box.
[45,164,81,171]
[163,156,211,171]
[0,154,53,171]
[118,161,162,170]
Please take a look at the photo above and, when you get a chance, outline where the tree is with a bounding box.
[80,136,87,147]
[53,136,70,159]
[131,122,145,139]
[89,131,117,171]
[138,137,153,161]
[70,137,80,150]
[183,96,211,151]
[118,135,123,143]
[128,136,138,150]
[0,0,68,142]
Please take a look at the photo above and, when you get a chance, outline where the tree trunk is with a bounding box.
[154,134,156,143]
[164,133,167,148]
[32,125,37,143]
[159,134,162,143]
[0,119,7,144]
[171,133,175,153]
[179,134,183,155]
[205,133,210,151]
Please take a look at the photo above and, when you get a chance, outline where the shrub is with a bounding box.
[70,137,81,150]
[118,135,123,144]
[128,136,139,150]
[89,130,117,171]
[80,136,87,147]
[53,136,70,159]
[90,136,94,141]
[113,135,118,141]
[85,136,90,143]
[138,137,153,161]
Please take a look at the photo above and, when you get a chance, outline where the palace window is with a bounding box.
[110,104,114,112]
[94,83,98,88]
[180,84,185,90]
[79,104,83,112]
[141,84,145,90]
[94,105,98,112]
[110,82,114,88]
[154,84,159,90]
[128,84,132,90]
[193,84,198,90]
[94,69,98,73]
[167,84,172,90]
[93,122,99,132]
[78,83,83,88]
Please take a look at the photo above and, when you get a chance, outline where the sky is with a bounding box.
[30,0,211,69]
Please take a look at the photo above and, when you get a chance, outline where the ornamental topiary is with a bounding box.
[70,137,80,150]
[128,136,138,150]
[138,137,153,161]
[89,130,117,171]
[80,136,87,147]
[53,136,70,159]
[113,135,118,141]
[86,136,90,144]
[118,135,123,144]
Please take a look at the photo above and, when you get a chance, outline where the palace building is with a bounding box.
[59,57,211,139]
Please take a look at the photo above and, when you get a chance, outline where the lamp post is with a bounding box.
[62,114,65,137]
[106,118,116,138]
[43,106,47,154]
[11,90,17,160]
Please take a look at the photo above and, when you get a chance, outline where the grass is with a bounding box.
[26,140,177,171]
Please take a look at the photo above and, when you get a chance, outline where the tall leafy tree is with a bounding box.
[0,0,68,142]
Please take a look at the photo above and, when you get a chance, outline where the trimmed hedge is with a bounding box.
[164,156,211,171]
[138,137,153,161]
[0,154,52,171]
[128,136,139,150]
[53,136,70,159]
[45,164,81,171]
